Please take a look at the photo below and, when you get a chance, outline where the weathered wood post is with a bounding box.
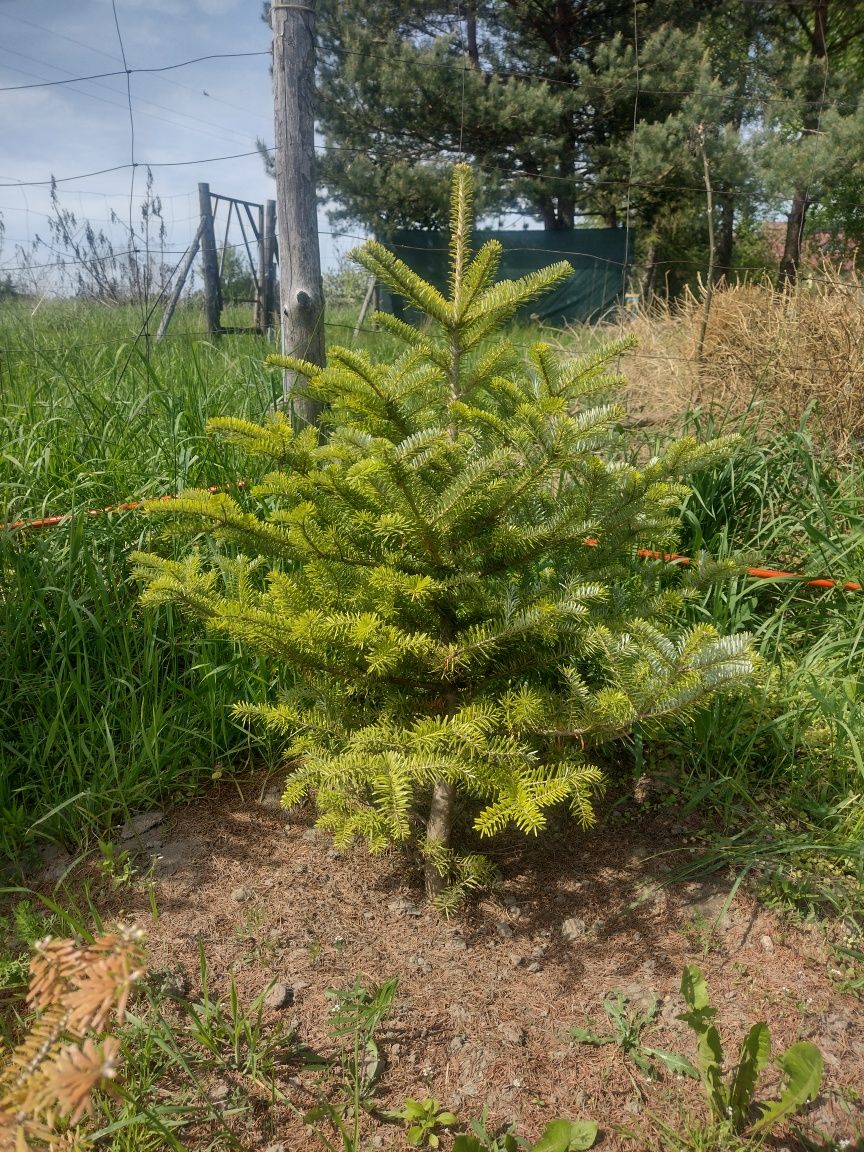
[156,220,203,343]
[271,0,324,424]
[198,182,221,336]
[262,198,277,335]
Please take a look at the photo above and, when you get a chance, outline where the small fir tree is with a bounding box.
[133,166,754,905]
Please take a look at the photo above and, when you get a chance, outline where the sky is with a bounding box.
[0,0,355,286]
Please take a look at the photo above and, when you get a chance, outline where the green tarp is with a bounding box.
[378,228,632,327]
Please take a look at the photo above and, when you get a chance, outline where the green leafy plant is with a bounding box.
[678,964,823,1136]
[570,989,697,1081]
[304,975,397,1151]
[455,1106,522,1152]
[455,1116,598,1152]
[96,840,138,890]
[0,901,58,995]
[134,163,755,904]
[386,1097,458,1148]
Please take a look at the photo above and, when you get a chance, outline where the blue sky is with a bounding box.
[0,0,353,282]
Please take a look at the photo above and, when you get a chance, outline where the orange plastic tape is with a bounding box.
[1,483,245,534]
[1,489,860,593]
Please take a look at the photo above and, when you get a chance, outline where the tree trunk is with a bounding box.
[424,778,456,900]
[715,192,734,285]
[464,1,479,67]
[776,0,828,291]
[777,190,810,290]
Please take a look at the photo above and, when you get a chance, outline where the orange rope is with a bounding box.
[634,546,861,593]
[2,490,860,592]
[0,482,246,534]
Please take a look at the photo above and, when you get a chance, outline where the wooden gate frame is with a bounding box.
[157,182,277,341]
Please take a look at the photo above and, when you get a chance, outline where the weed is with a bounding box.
[678,963,823,1136]
[569,990,697,1083]
[455,1116,598,1151]
[97,840,138,890]
[681,910,717,956]
[385,1096,458,1148]
[304,975,397,1151]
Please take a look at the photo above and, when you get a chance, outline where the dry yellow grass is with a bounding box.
[577,273,864,452]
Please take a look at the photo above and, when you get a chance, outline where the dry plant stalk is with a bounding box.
[0,926,146,1152]
[606,269,864,454]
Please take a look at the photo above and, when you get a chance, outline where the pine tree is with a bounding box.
[133,166,755,906]
[293,0,727,236]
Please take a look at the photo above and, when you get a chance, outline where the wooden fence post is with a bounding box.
[156,220,204,343]
[198,182,221,336]
[261,199,277,334]
[271,1,324,423]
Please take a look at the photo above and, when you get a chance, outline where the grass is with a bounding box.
[640,411,864,924]
[0,299,389,864]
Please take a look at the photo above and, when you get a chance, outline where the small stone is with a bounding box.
[302,827,323,842]
[119,809,164,840]
[561,916,587,942]
[445,938,468,952]
[264,1144,286,1152]
[449,1036,465,1053]
[326,848,341,860]
[372,1136,385,1149]
[292,980,311,999]
[527,962,542,974]
[508,952,523,968]
[498,1022,526,1046]
[361,1049,386,1082]
[495,920,515,939]
[761,934,774,952]
[530,944,547,959]
[152,837,195,877]
[209,1080,230,1103]
[264,982,294,1010]
[231,886,252,902]
[388,896,422,917]
[260,788,283,811]
[38,844,74,883]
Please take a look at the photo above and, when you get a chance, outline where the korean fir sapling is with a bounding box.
[133,165,755,906]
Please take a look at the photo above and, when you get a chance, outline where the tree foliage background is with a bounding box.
[266,0,864,290]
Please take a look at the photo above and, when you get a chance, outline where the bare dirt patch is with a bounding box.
[51,780,864,1148]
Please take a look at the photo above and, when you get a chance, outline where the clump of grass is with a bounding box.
[646,413,864,922]
[0,304,280,863]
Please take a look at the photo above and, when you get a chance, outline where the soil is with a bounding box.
[30,778,864,1150]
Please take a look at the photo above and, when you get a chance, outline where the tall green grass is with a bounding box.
[653,412,864,917]
[0,302,287,862]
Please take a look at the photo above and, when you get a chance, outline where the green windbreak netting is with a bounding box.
[377,228,633,326]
